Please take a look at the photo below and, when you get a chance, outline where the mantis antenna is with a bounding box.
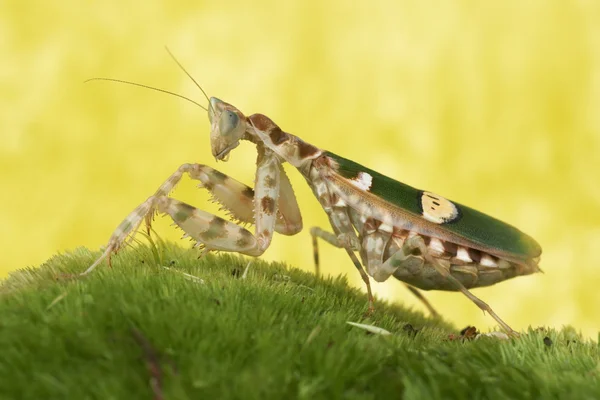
[164,46,215,116]
[84,77,208,112]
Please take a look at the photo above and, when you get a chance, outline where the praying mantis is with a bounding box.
[84,52,542,335]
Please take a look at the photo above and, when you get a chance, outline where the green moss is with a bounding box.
[0,244,597,399]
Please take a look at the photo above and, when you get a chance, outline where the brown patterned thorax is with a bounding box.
[297,138,320,158]
[245,113,324,174]
[248,113,276,131]
[248,114,289,144]
[269,126,288,145]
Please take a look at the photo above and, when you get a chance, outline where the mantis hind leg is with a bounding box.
[310,222,374,315]
[385,234,518,335]
[310,226,439,318]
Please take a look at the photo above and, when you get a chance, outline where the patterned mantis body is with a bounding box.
[85,81,541,336]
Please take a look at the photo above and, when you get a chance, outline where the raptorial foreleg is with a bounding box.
[84,153,300,275]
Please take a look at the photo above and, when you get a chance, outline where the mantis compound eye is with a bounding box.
[219,110,240,136]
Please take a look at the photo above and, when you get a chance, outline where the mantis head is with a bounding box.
[208,97,247,161]
[85,50,248,163]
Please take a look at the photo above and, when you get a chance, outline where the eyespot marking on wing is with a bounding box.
[419,191,460,224]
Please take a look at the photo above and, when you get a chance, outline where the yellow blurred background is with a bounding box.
[1,1,599,338]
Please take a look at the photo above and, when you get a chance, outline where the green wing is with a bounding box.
[326,151,541,259]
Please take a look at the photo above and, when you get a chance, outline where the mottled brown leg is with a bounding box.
[430,265,518,336]
[347,247,375,316]
[309,227,340,277]
[310,226,437,316]
[353,224,440,318]
[84,154,295,275]
[309,225,373,315]
[391,235,518,335]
